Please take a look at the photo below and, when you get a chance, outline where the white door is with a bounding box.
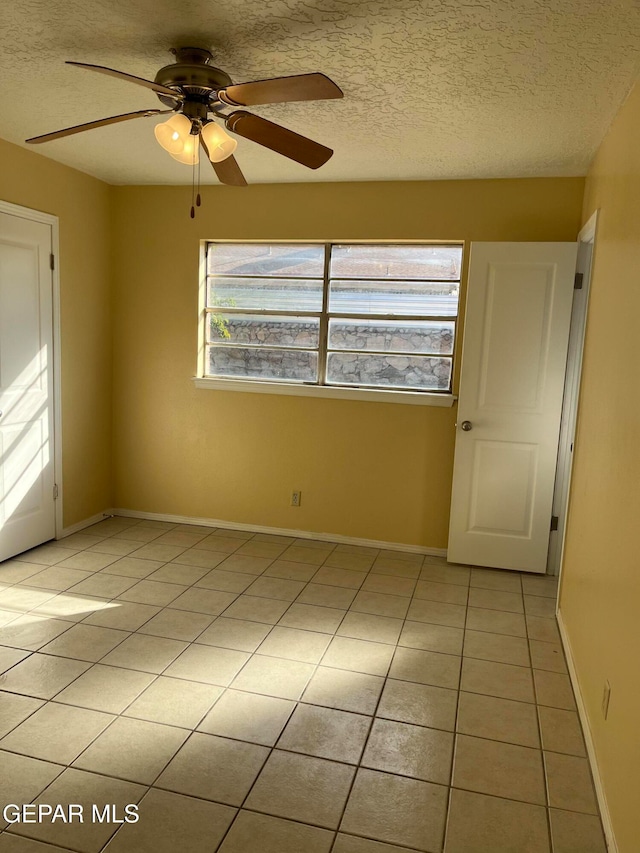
[0,210,56,561]
[448,242,577,573]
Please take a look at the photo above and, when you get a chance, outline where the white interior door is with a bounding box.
[0,210,56,561]
[448,242,577,573]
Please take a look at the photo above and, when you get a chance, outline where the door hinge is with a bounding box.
[50,253,55,271]
[574,272,583,290]
[550,515,559,532]
[53,484,59,500]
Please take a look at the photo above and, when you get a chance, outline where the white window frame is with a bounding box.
[194,240,461,407]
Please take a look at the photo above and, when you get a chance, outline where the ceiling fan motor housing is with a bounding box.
[154,47,232,108]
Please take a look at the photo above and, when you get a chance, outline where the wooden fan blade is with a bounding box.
[225,111,333,169]
[25,109,167,143]
[218,72,343,107]
[201,138,248,186]
[66,61,184,100]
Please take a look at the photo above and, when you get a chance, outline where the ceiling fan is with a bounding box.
[25,47,343,190]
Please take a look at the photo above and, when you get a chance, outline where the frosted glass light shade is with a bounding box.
[169,133,199,165]
[154,114,192,154]
[201,122,237,162]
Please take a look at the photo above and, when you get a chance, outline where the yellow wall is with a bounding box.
[558,83,640,852]
[0,139,113,526]
[112,177,583,546]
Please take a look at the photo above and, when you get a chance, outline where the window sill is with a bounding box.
[193,377,456,407]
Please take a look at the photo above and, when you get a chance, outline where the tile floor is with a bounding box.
[0,517,608,853]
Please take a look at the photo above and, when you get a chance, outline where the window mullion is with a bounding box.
[317,243,331,386]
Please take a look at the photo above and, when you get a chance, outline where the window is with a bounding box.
[203,243,462,394]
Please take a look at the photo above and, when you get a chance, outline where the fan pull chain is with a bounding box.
[197,144,202,208]
[190,135,197,219]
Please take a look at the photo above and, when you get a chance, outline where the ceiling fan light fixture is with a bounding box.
[154,113,192,154]
[200,121,237,162]
[169,132,199,164]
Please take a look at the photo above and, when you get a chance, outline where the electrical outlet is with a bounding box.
[602,680,611,719]
[291,491,301,507]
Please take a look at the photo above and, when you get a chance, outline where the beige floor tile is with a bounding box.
[341,767,448,851]
[445,788,549,853]
[297,583,357,609]
[156,732,268,804]
[322,636,395,676]
[21,593,110,625]
[73,716,188,783]
[362,718,453,784]
[245,576,306,601]
[419,563,470,586]
[0,653,90,699]
[398,621,464,655]
[333,834,414,853]
[198,689,294,745]
[104,788,235,853]
[9,767,145,852]
[526,614,561,643]
[55,552,120,572]
[278,703,370,763]
[529,639,567,673]
[170,548,227,569]
[456,691,540,748]
[524,595,556,618]
[197,535,246,554]
[377,679,458,730]
[246,750,355,829]
[470,568,522,593]
[145,564,210,585]
[164,644,249,686]
[378,550,423,565]
[100,633,188,674]
[0,752,64,829]
[54,664,155,712]
[136,607,215,641]
[337,611,403,645]
[22,566,93,592]
[279,602,346,633]
[465,606,527,637]
[461,658,535,703]
[406,598,466,628]
[88,538,142,557]
[468,587,524,614]
[0,693,44,738]
[169,587,238,616]
[414,581,468,605]
[197,617,271,652]
[39,624,129,662]
[0,586,58,613]
[533,670,576,710]
[549,809,607,853]
[257,626,331,663]
[102,557,163,578]
[324,552,375,572]
[264,560,319,582]
[195,569,254,593]
[0,702,114,763]
[0,561,47,584]
[0,615,72,651]
[0,608,19,626]
[545,751,598,813]
[463,629,530,666]
[371,558,421,580]
[117,580,187,607]
[154,530,210,547]
[360,574,416,597]
[453,734,545,804]
[538,706,586,756]
[113,526,164,542]
[123,675,222,728]
[521,575,558,598]
[279,545,328,566]
[128,543,187,563]
[215,553,272,574]
[69,573,138,599]
[254,533,296,545]
[219,810,333,853]
[15,544,79,566]
[0,834,72,851]
[222,595,290,624]
[231,655,315,699]
[302,666,384,714]
[313,566,366,589]
[235,540,287,559]
[389,647,461,689]
[350,591,409,619]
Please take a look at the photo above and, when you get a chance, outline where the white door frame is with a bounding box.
[0,199,63,540]
[548,210,598,578]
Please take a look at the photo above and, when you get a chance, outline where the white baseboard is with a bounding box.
[57,510,113,539]
[110,507,447,557]
[556,608,618,853]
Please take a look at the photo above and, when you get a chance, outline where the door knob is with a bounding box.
[461,420,473,431]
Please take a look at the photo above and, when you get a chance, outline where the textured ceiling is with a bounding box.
[1,0,639,185]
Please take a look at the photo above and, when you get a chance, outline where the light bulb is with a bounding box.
[169,133,199,165]
[154,114,192,154]
[200,122,238,162]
